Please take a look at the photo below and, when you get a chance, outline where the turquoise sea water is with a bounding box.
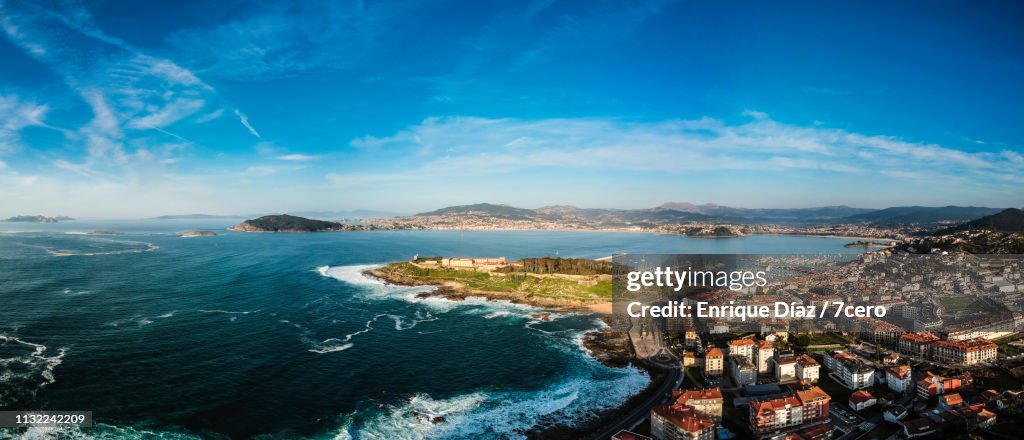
[0,220,862,439]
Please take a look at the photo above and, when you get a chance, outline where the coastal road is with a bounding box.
[588,366,682,440]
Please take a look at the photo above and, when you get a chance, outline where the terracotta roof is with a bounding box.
[797,354,819,367]
[652,405,714,433]
[795,386,830,404]
[901,332,940,343]
[756,340,774,349]
[932,338,998,353]
[849,390,876,405]
[706,348,724,357]
[887,365,911,380]
[753,396,802,416]
[673,387,723,404]
[941,393,964,406]
[729,339,755,346]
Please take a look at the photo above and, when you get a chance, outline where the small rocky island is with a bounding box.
[3,215,74,223]
[180,230,217,237]
[231,214,380,232]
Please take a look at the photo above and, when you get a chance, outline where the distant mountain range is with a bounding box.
[410,202,1010,226]
[935,208,1024,234]
[836,206,1004,225]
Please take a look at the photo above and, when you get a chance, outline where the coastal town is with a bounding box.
[228,206,1024,439]
[605,250,1024,440]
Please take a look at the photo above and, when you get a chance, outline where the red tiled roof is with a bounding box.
[941,393,964,406]
[849,390,875,405]
[753,396,802,416]
[652,405,714,433]
[673,387,723,404]
[795,386,830,404]
[706,348,724,357]
[797,354,819,367]
[887,365,911,380]
[901,332,940,343]
[932,338,997,353]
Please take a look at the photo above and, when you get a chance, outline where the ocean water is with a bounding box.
[0,220,862,439]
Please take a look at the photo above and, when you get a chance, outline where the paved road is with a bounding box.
[588,365,683,440]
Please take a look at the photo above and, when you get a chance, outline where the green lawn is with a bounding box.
[937,296,987,313]
[379,263,612,302]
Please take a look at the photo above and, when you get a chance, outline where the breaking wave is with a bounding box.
[0,335,67,407]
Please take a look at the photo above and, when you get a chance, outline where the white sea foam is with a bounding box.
[332,367,649,440]
[47,243,159,257]
[0,335,67,406]
[316,264,386,287]
[198,309,259,314]
[15,423,203,440]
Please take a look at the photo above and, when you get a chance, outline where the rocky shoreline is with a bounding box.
[365,267,612,312]
[364,267,663,439]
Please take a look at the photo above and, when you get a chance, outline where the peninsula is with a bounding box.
[367,255,613,312]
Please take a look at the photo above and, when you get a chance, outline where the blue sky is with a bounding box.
[1,0,1022,217]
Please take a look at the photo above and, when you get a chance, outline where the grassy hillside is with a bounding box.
[374,262,612,303]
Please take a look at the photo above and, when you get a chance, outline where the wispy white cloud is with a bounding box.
[342,114,1023,185]
[742,110,769,120]
[0,94,48,154]
[234,109,261,138]
[164,2,410,80]
[53,159,105,178]
[275,154,318,162]
[0,0,259,165]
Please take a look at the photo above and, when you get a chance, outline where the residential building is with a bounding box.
[795,355,820,384]
[749,386,830,437]
[773,355,798,383]
[902,418,936,438]
[939,393,964,409]
[824,351,874,389]
[916,371,972,400]
[731,356,757,386]
[671,387,723,421]
[651,404,715,440]
[755,340,774,374]
[899,332,939,357]
[886,365,912,393]
[930,338,997,365]
[705,347,724,376]
[682,351,696,367]
[882,353,900,366]
[728,339,755,359]
[849,390,877,411]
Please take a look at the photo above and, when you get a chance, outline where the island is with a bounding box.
[180,230,217,237]
[231,214,378,232]
[86,230,119,235]
[3,215,73,223]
